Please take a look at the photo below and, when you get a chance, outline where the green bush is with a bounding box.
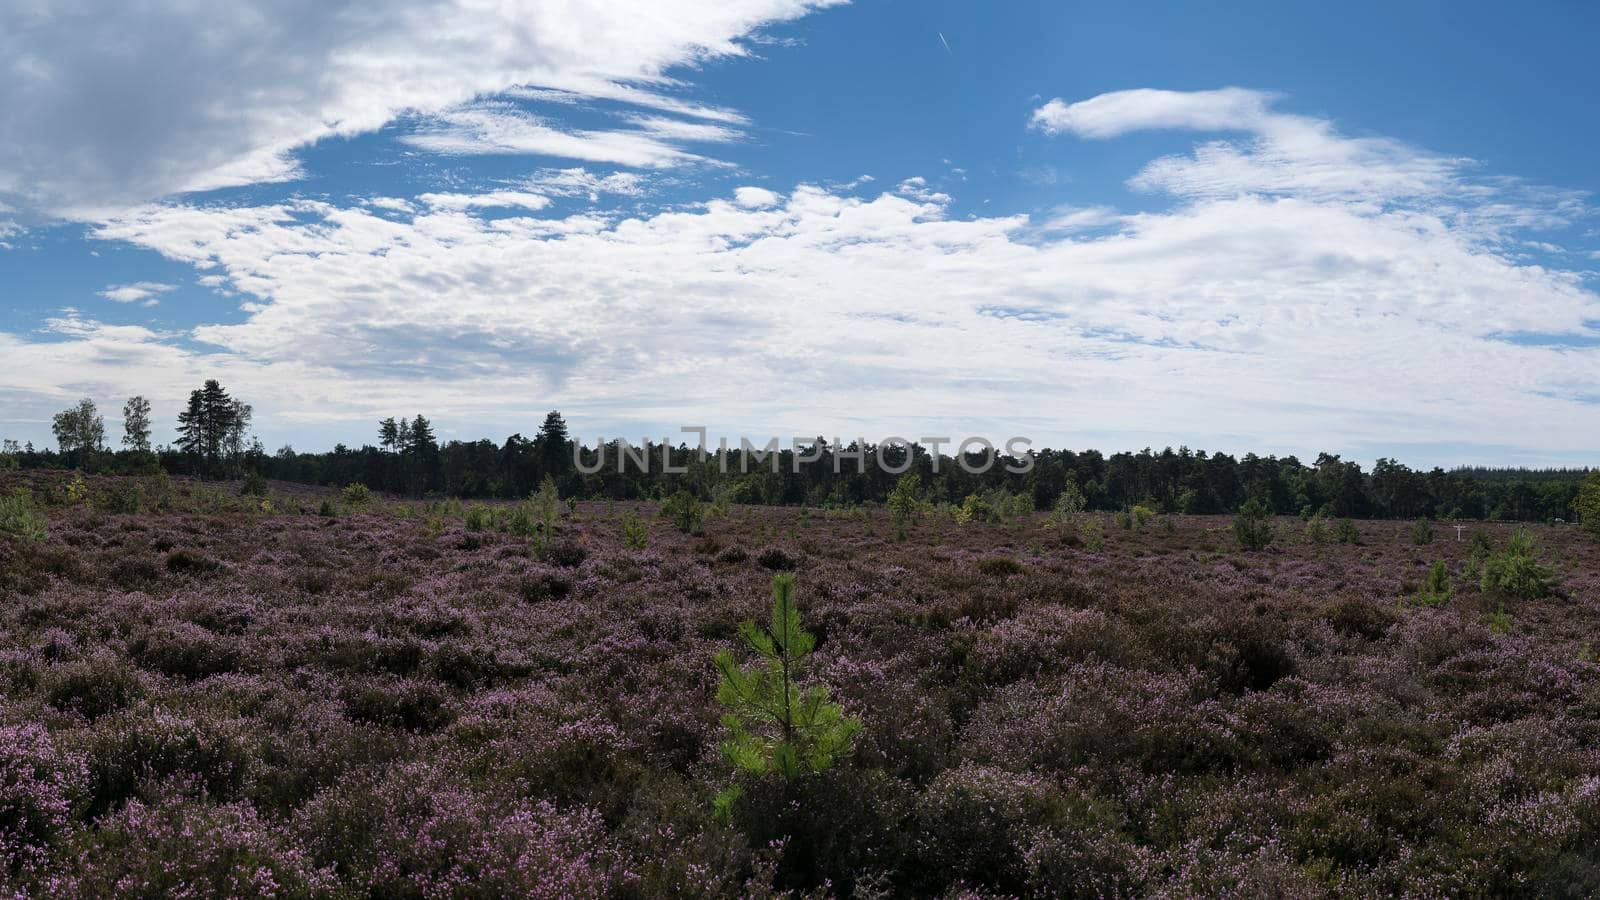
[1410,519,1434,545]
[712,573,861,819]
[341,483,373,506]
[1412,561,1453,607]
[1080,517,1105,551]
[239,471,268,497]
[464,504,492,532]
[0,489,48,542]
[1479,528,1554,600]
[1335,517,1361,544]
[1305,515,1329,544]
[887,473,923,538]
[620,512,648,549]
[1233,498,1274,551]
[662,490,705,535]
[1578,471,1600,540]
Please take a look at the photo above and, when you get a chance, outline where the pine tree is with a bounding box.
[121,395,152,452]
[175,380,250,475]
[712,574,860,817]
[1578,471,1600,541]
[378,418,399,452]
[535,410,571,480]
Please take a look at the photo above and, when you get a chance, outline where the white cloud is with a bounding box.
[1030,87,1278,138]
[23,166,1587,458]
[417,191,551,212]
[734,187,781,208]
[0,0,841,216]
[98,281,176,304]
[524,168,648,202]
[399,102,725,169]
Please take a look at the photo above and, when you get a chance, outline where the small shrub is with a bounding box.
[975,556,1023,578]
[539,540,588,568]
[887,473,923,539]
[756,547,797,571]
[317,498,337,518]
[1114,510,1133,530]
[1336,517,1361,544]
[0,490,47,543]
[47,657,146,720]
[1080,517,1105,551]
[1131,504,1156,528]
[1233,498,1274,551]
[1305,514,1329,544]
[1052,481,1085,524]
[341,483,373,506]
[238,471,267,496]
[1410,519,1435,545]
[1480,527,1554,600]
[662,490,705,535]
[1412,561,1453,607]
[712,574,861,818]
[620,512,648,549]
[464,504,493,532]
[1577,471,1600,540]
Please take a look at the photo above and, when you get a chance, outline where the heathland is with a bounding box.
[1,470,1599,897]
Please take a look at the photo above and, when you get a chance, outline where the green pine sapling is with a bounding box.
[712,573,860,818]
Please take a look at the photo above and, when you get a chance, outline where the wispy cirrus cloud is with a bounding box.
[0,0,843,218]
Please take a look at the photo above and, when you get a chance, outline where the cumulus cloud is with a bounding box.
[0,0,841,216]
[98,282,177,305]
[16,164,1583,458]
[1033,87,1475,204]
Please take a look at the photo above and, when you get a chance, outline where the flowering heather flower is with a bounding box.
[0,471,1598,895]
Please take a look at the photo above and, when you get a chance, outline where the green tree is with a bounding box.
[1577,471,1600,540]
[886,473,923,538]
[535,410,571,481]
[1480,528,1554,600]
[1233,497,1274,551]
[52,397,105,455]
[175,380,250,474]
[121,395,152,452]
[712,574,861,816]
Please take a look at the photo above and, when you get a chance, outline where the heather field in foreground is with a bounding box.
[2,473,1600,897]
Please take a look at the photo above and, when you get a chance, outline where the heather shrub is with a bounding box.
[131,622,243,678]
[338,676,454,732]
[107,553,162,590]
[974,556,1023,578]
[1480,527,1554,599]
[0,490,47,543]
[46,656,146,720]
[69,799,335,897]
[712,574,861,817]
[516,570,573,603]
[340,482,373,506]
[912,766,1094,892]
[757,547,797,571]
[164,548,222,575]
[295,769,624,898]
[662,489,705,535]
[0,723,87,879]
[1232,498,1273,551]
[81,708,252,814]
[717,545,749,564]
[1323,595,1397,640]
[538,539,588,568]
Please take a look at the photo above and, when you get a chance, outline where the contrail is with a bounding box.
[937,31,952,55]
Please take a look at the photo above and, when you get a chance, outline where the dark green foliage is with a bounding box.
[620,511,648,549]
[341,483,373,506]
[1336,517,1361,544]
[538,540,588,568]
[1410,519,1434,545]
[662,489,704,535]
[1233,498,1274,551]
[1579,471,1600,540]
[1480,527,1555,599]
[239,471,267,496]
[975,556,1023,577]
[712,574,861,817]
[1412,561,1453,606]
[0,488,47,542]
[756,547,796,571]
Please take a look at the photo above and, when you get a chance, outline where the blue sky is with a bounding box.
[1,1,1596,466]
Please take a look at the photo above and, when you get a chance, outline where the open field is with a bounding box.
[3,472,1599,897]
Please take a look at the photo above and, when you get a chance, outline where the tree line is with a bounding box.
[4,381,1593,523]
